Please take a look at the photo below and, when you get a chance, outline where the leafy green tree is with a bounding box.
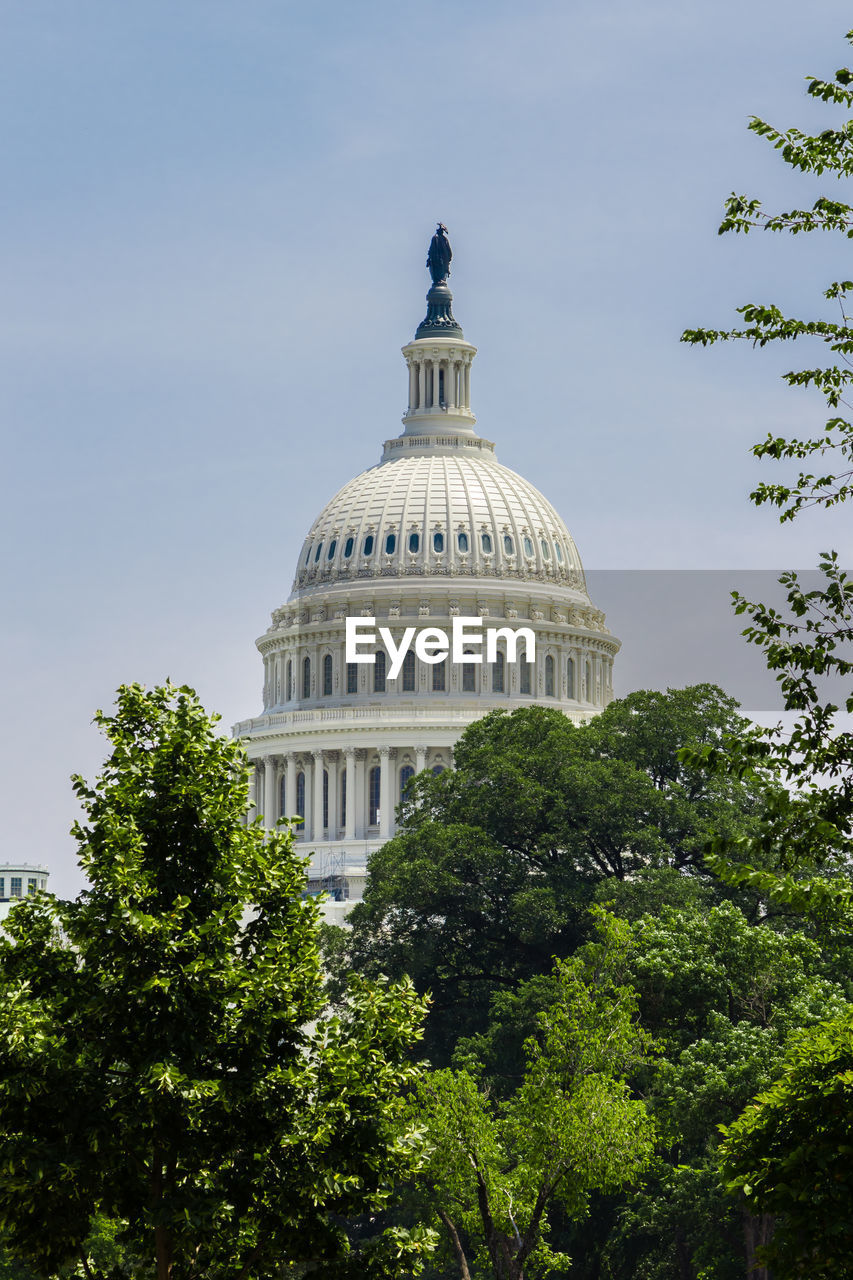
[719,1006,853,1279]
[0,683,435,1280]
[339,687,775,1061]
[408,918,654,1280]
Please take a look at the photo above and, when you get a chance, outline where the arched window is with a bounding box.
[432,765,445,776]
[399,764,415,801]
[554,541,564,563]
[295,772,305,829]
[374,650,386,693]
[567,657,575,698]
[322,769,329,830]
[520,653,531,694]
[302,657,311,700]
[363,534,374,556]
[545,654,555,696]
[541,539,551,560]
[314,542,324,562]
[340,768,347,827]
[432,658,446,691]
[433,531,444,553]
[286,659,292,702]
[408,531,420,553]
[504,534,514,555]
[368,765,381,826]
[343,536,354,558]
[462,652,476,692]
[457,531,469,552]
[492,651,505,693]
[402,649,416,692]
[304,545,312,566]
[523,536,534,557]
[323,653,333,696]
[384,532,396,554]
[481,532,493,553]
[327,539,337,560]
[347,662,358,694]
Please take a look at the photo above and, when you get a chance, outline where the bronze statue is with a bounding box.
[426,223,452,284]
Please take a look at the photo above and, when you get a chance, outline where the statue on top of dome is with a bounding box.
[427,223,452,284]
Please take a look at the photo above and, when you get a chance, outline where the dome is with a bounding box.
[292,449,587,597]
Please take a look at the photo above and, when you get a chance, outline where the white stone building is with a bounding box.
[0,864,50,923]
[233,229,619,918]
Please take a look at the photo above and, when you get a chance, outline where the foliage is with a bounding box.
[719,1006,853,1279]
[339,687,773,1061]
[0,683,434,1280]
[408,917,654,1280]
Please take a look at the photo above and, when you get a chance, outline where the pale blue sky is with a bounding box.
[2,1,851,894]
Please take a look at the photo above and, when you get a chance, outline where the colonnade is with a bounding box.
[406,351,472,413]
[251,745,436,844]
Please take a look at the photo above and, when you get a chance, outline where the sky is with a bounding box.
[2,0,851,896]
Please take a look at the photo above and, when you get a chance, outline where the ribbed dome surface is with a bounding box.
[291,450,586,596]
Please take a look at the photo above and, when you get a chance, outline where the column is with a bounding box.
[418,360,426,411]
[378,746,392,840]
[327,754,339,841]
[463,360,471,408]
[263,756,277,831]
[415,744,427,775]
[312,750,324,841]
[285,753,297,820]
[446,361,456,410]
[344,748,356,841]
[354,749,367,838]
[409,362,418,411]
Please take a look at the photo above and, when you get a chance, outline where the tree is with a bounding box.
[680,29,853,1270]
[719,1007,853,1280]
[0,683,435,1280]
[339,688,776,1061]
[408,918,654,1280]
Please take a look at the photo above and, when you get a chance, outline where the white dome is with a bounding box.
[292,448,586,597]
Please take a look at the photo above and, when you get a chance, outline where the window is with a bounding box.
[385,532,396,554]
[545,654,555,696]
[432,765,445,776]
[554,541,564,563]
[304,545,312,566]
[363,534,374,556]
[432,659,446,691]
[541,539,551,560]
[399,764,415,801]
[504,535,514,555]
[314,541,324,562]
[10,878,21,899]
[523,536,534,557]
[340,769,347,827]
[286,659,292,701]
[344,536,354,558]
[295,773,305,828]
[408,531,420,553]
[302,656,311,699]
[520,654,531,694]
[28,877,39,895]
[374,650,386,693]
[433,531,444,553]
[347,662,358,694]
[279,775,286,815]
[567,657,575,698]
[323,653,333,695]
[327,539,337,560]
[368,765,381,825]
[323,770,329,830]
[457,531,469,552]
[462,653,476,692]
[492,651,505,693]
[402,649,416,692]
[0,879,5,898]
[481,532,493,553]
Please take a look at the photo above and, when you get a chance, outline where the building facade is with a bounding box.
[233,230,619,917]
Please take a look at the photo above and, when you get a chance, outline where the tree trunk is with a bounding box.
[673,1228,696,1280]
[155,1223,172,1280]
[438,1209,473,1280]
[743,1208,774,1280]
